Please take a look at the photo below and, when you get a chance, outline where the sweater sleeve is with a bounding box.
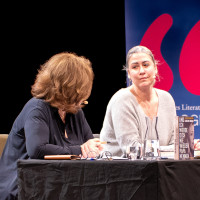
[78,109,94,142]
[112,98,141,148]
[158,90,177,150]
[100,90,142,154]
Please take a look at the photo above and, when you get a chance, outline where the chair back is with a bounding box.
[0,134,8,157]
[93,133,100,138]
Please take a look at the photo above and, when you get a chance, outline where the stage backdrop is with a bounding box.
[125,0,200,138]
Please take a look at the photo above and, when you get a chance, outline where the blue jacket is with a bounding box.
[0,98,93,200]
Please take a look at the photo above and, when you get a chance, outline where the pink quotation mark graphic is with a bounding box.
[179,20,200,95]
[140,14,174,91]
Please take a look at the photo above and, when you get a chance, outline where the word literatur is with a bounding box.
[176,104,200,111]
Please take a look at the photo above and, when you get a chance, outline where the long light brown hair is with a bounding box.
[31,52,94,113]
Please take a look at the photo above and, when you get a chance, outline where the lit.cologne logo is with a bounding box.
[140,13,200,95]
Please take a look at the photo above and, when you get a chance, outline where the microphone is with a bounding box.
[81,101,88,105]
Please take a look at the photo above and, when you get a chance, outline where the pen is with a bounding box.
[101,141,111,144]
[161,157,168,160]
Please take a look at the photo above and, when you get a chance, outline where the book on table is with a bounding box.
[175,116,194,160]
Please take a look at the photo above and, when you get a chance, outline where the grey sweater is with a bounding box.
[100,88,177,157]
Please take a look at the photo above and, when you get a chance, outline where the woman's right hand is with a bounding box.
[194,139,200,150]
[81,138,103,158]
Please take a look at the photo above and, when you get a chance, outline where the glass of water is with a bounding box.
[142,117,161,160]
[143,139,160,160]
[126,142,142,160]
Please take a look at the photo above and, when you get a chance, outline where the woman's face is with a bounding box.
[128,53,157,89]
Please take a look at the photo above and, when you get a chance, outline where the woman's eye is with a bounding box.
[143,63,149,67]
[131,65,138,69]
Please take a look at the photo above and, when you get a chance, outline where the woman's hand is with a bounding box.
[81,138,103,158]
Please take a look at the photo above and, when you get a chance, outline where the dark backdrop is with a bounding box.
[1,1,126,134]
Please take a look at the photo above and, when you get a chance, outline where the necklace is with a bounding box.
[58,109,68,138]
[58,109,66,123]
[130,87,158,120]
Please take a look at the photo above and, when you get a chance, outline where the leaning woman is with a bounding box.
[0,52,103,200]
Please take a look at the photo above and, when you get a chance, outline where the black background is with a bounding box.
[1,1,126,134]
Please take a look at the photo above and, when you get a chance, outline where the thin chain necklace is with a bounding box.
[130,87,158,120]
[58,109,66,123]
[58,109,68,138]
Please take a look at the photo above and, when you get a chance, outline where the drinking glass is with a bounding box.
[142,117,161,160]
[126,142,142,160]
[143,139,160,160]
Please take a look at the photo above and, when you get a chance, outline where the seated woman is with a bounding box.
[0,52,103,200]
[100,45,177,157]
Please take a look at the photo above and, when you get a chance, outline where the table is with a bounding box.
[17,159,200,200]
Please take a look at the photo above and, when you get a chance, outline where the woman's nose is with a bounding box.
[139,66,145,73]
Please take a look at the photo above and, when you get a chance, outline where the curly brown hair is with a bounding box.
[31,52,94,113]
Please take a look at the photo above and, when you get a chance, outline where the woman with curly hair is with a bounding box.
[0,52,103,200]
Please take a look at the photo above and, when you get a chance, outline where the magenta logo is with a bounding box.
[179,21,200,95]
[140,14,200,95]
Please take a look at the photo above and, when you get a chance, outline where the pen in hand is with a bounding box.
[101,141,111,144]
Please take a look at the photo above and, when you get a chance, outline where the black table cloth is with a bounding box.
[17,159,200,200]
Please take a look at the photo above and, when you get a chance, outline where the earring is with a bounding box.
[129,79,132,86]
